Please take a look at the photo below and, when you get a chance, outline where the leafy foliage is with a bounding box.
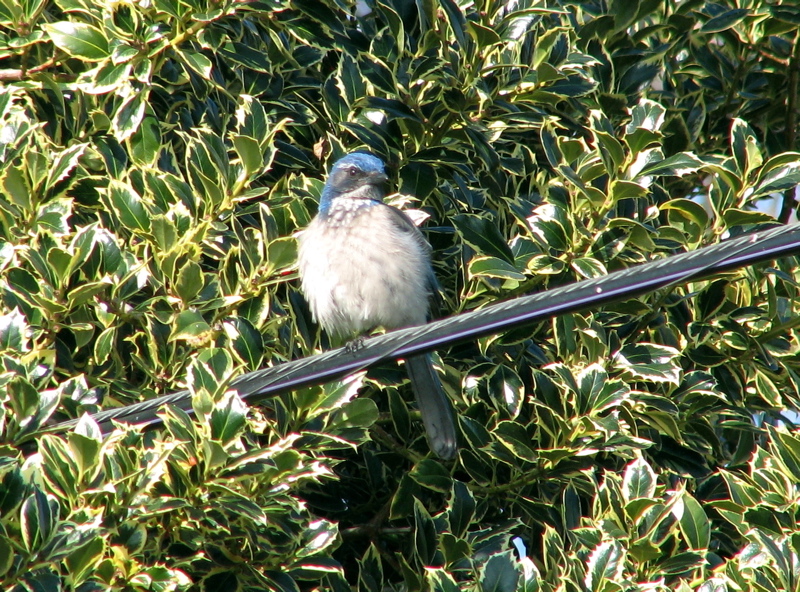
[1,0,800,590]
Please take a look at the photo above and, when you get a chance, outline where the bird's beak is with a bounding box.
[370,171,389,185]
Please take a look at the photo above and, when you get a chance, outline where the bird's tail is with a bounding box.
[405,354,458,459]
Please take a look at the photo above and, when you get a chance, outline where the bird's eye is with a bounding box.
[348,167,358,176]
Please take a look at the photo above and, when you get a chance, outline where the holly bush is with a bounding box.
[2,0,800,591]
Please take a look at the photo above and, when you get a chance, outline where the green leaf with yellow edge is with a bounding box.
[45,22,109,61]
[426,569,460,592]
[21,488,56,553]
[171,310,212,342]
[674,492,710,550]
[1,165,30,211]
[65,537,105,585]
[180,49,213,78]
[223,317,264,370]
[107,180,150,232]
[622,456,656,501]
[266,236,298,275]
[46,143,86,191]
[0,307,27,352]
[328,397,378,430]
[613,343,681,384]
[112,92,147,142]
[481,551,520,592]
[129,116,161,166]
[409,458,452,493]
[175,260,203,303]
[468,256,526,281]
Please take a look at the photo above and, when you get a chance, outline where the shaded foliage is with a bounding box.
[1,0,800,590]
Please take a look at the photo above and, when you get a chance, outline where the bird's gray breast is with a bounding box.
[298,202,433,337]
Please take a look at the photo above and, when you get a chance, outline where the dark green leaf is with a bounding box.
[365,97,422,122]
[439,0,467,48]
[447,481,475,538]
[409,459,452,493]
[480,551,519,592]
[453,214,514,264]
[210,395,247,443]
[358,544,383,592]
[413,498,437,565]
[700,8,750,33]
[399,161,437,200]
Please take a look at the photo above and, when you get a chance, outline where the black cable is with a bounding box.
[44,223,800,435]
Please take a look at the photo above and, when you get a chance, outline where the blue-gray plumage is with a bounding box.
[297,152,457,459]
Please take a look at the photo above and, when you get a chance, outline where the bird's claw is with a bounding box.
[345,337,364,353]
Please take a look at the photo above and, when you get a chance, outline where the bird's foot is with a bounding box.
[345,337,364,353]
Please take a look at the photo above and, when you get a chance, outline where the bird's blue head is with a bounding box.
[318,152,389,216]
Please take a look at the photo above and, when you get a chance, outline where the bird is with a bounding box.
[297,152,458,459]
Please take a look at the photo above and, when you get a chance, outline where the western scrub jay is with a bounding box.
[297,152,458,459]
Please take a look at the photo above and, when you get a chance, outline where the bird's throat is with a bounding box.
[322,197,380,226]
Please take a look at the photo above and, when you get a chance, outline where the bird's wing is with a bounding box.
[380,204,442,309]
[380,203,430,248]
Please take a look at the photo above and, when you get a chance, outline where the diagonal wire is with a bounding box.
[45,223,800,434]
